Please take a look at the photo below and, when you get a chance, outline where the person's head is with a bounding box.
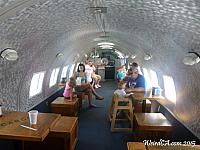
[68,77,76,87]
[130,67,139,79]
[122,65,126,70]
[131,62,138,69]
[118,80,126,90]
[88,60,93,67]
[117,66,123,72]
[77,63,85,72]
[128,62,139,79]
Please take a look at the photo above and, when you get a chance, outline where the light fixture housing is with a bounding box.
[144,53,152,60]
[99,45,113,49]
[131,54,136,59]
[125,55,129,59]
[97,42,115,46]
[56,52,64,58]
[0,48,18,61]
[183,52,200,65]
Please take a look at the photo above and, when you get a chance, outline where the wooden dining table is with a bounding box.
[0,111,61,142]
[132,93,164,112]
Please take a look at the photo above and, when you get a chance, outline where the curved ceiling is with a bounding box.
[0,0,199,61]
[0,0,200,139]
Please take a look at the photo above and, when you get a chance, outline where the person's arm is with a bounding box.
[73,72,77,79]
[126,87,145,93]
[125,93,134,97]
[69,87,73,101]
[93,65,96,72]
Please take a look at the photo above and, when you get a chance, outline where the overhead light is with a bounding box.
[89,7,107,14]
[115,50,124,58]
[73,53,80,62]
[0,48,18,61]
[97,42,115,46]
[99,45,114,49]
[84,54,88,58]
[125,55,129,58]
[183,52,200,65]
[131,54,136,59]
[99,45,113,48]
[144,53,152,60]
[56,52,64,58]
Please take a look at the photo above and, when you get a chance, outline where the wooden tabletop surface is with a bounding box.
[127,142,146,150]
[50,116,78,133]
[0,111,60,141]
[134,113,173,131]
[132,93,164,101]
[143,96,165,100]
[51,97,78,107]
[132,92,145,100]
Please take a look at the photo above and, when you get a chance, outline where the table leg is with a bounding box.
[142,100,146,113]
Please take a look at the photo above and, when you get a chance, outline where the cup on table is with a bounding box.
[28,110,38,125]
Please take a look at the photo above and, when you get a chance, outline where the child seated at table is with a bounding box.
[63,77,76,100]
[114,81,133,98]
[112,81,134,118]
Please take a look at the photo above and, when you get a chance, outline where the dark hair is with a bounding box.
[132,62,138,68]
[118,80,126,89]
[69,77,76,87]
[130,62,139,72]
[77,63,85,72]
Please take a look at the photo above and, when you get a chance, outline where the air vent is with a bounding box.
[99,31,110,38]
[89,7,107,14]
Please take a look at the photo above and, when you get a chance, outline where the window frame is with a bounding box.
[163,75,177,104]
[68,64,75,78]
[29,71,45,98]
[49,67,60,88]
[60,65,69,81]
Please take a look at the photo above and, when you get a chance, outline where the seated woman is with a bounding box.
[63,77,76,100]
[74,63,104,107]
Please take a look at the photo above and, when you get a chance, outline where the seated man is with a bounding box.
[125,62,146,96]
[125,63,146,111]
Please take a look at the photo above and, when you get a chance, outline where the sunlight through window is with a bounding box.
[142,68,152,90]
[49,68,60,87]
[68,64,75,78]
[29,72,45,97]
[163,75,177,104]
[138,66,143,75]
[75,62,80,72]
[149,69,159,87]
[60,65,69,80]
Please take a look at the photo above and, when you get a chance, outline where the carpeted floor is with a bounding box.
[75,81,135,150]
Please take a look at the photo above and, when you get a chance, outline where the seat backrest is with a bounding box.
[112,94,130,102]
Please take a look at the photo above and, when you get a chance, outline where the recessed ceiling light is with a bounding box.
[97,42,115,46]
[0,48,18,61]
